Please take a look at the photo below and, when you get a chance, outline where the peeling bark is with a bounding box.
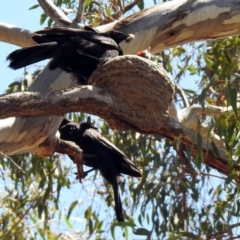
[1,0,240,53]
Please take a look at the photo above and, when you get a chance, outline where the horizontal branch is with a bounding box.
[0,86,111,119]
[0,86,236,177]
[100,0,240,54]
[0,22,35,47]
[2,0,240,55]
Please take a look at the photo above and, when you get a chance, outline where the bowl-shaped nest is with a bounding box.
[88,55,175,132]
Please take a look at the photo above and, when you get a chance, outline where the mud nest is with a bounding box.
[88,55,175,132]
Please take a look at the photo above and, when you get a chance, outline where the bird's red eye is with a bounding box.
[136,50,144,56]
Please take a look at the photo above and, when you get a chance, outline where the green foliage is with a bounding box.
[0,154,71,239]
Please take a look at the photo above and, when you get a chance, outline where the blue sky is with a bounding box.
[0,1,45,93]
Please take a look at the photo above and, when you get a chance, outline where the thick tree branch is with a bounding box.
[99,0,240,54]
[0,86,110,119]
[0,22,35,47]
[1,0,240,55]
[37,0,71,27]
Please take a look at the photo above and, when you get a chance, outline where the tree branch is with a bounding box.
[0,86,111,119]
[0,22,35,47]
[100,0,141,25]
[175,84,190,108]
[37,0,71,27]
[74,0,86,23]
[2,0,240,55]
[100,0,240,54]
[55,139,84,181]
[206,222,240,239]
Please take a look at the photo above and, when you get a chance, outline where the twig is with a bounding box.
[2,198,37,240]
[38,0,71,27]
[74,0,86,23]
[175,84,190,108]
[200,172,227,180]
[0,151,25,174]
[226,235,240,240]
[209,86,219,96]
[100,0,141,24]
[206,222,240,239]
[175,145,198,178]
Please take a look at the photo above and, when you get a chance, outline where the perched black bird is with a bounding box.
[7,26,134,84]
[59,119,142,222]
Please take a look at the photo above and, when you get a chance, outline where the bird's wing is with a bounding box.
[33,27,120,50]
[84,128,142,177]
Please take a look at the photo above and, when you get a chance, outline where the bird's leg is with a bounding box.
[84,167,96,176]
[75,167,96,180]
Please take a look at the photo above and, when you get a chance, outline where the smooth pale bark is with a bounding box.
[1,0,240,52]
[37,0,71,26]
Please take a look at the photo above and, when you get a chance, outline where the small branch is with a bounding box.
[74,0,86,23]
[209,86,219,96]
[175,84,190,108]
[38,0,71,27]
[0,151,25,174]
[55,139,84,181]
[175,145,197,177]
[2,198,38,240]
[205,103,239,115]
[177,104,222,125]
[206,222,240,239]
[157,118,240,180]
[100,0,141,24]
[122,0,141,14]
[226,235,240,240]
[200,172,227,180]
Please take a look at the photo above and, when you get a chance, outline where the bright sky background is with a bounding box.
[0,1,46,94]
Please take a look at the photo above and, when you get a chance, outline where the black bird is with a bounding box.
[7,26,134,84]
[59,119,142,222]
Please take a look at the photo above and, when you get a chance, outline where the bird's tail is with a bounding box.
[113,182,124,222]
[7,42,58,70]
